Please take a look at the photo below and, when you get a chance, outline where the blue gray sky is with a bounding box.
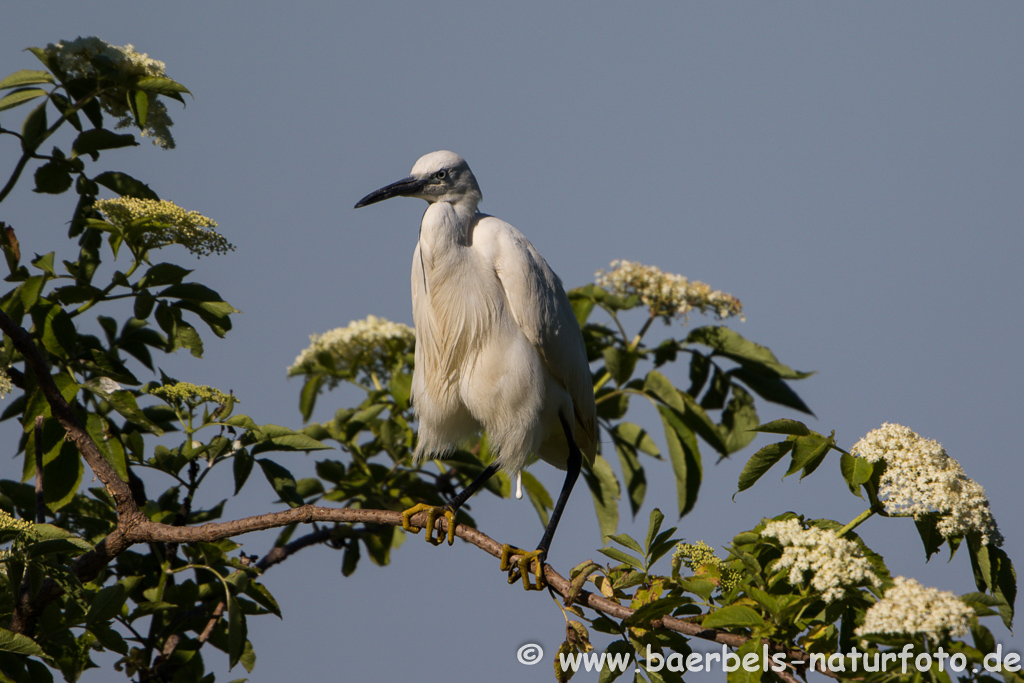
[2,3,1022,681]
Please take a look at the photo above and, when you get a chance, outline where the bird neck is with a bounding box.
[420,200,479,249]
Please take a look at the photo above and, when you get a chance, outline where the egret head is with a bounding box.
[354,150,483,210]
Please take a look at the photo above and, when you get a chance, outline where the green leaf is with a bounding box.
[614,422,659,457]
[227,595,246,669]
[86,584,127,625]
[0,69,55,89]
[624,597,691,628]
[613,439,646,517]
[607,533,644,556]
[520,469,551,528]
[251,424,330,454]
[701,605,765,630]
[603,346,638,387]
[720,384,758,454]
[731,367,813,415]
[784,433,832,479]
[105,390,164,434]
[140,263,192,288]
[21,100,47,152]
[0,627,47,658]
[644,509,665,555]
[597,546,645,571]
[583,455,620,541]
[736,440,793,493]
[94,170,160,199]
[0,87,47,112]
[657,406,702,517]
[41,441,83,511]
[232,450,253,495]
[71,129,138,158]
[134,75,192,97]
[128,89,148,127]
[913,513,945,561]
[686,326,812,380]
[752,419,809,436]
[839,452,874,498]
[256,458,304,507]
[33,161,73,194]
[969,542,1016,630]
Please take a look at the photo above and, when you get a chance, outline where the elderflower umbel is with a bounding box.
[289,315,415,388]
[151,382,233,408]
[851,423,1002,546]
[93,197,234,257]
[43,36,176,148]
[0,366,12,399]
[673,541,741,592]
[762,518,880,603]
[0,509,34,535]
[595,260,743,321]
[855,576,973,640]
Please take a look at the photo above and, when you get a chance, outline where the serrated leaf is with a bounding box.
[21,100,47,152]
[607,533,644,556]
[0,69,54,89]
[227,595,246,669]
[839,452,874,497]
[0,627,48,658]
[232,450,253,495]
[0,87,47,112]
[33,160,73,194]
[785,433,831,479]
[752,419,809,436]
[256,458,303,507]
[657,406,702,517]
[686,326,812,380]
[731,367,813,415]
[736,440,793,493]
[86,584,127,625]
[598,546,645,571]
[583,455,620,541]
[623,597,690,627]
[701,605,765,629]
[93,170,159,199]
[134,75,191,96]
[71,128,137,158]
[521,469,551,528]
[721,384,758,454]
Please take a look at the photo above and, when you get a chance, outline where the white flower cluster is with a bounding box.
[855,576,973,640]
[851,424,1002,546]
[595,260,743,321]
[0,366,12,399]
[289,316,415,386]
[93,197,233,257]
[43,36,176,148]
[762,518,880,603]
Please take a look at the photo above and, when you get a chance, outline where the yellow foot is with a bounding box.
[401,503,456,546]
[501,544,546,591]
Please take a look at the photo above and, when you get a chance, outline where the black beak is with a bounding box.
[354,176,428,209]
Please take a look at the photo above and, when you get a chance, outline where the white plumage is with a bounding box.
[359,150,596,475]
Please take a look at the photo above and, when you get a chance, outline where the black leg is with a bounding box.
[535,412,583,561]
[445,461,500,513]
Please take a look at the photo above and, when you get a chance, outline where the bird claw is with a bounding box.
[401,503,457,546]
[501,544,546,591]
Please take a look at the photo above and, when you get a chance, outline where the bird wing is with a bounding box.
[483,216,598,461]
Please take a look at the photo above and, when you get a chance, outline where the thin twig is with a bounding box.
[33,416,45,523]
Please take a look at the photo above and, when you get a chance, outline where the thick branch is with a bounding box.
[0,310,138,518]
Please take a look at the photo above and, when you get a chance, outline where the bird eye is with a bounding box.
[434,170,447,179]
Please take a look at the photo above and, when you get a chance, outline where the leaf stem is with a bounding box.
[836,504,883,537]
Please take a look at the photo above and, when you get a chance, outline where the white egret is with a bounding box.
[354,151,597,589]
